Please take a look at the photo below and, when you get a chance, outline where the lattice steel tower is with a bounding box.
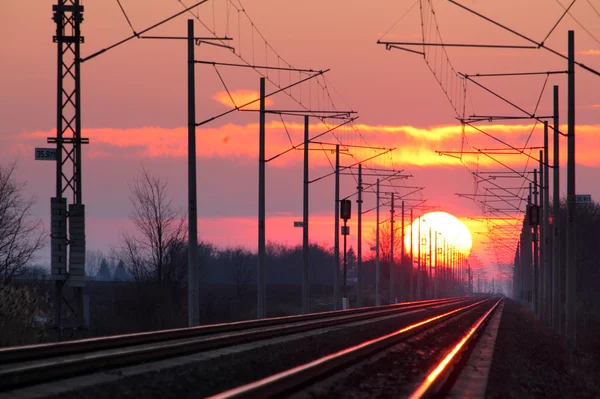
[51,0,88,334]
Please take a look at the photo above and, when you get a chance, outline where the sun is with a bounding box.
[403,212,472,257]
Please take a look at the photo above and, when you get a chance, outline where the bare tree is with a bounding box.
[0,163,45,282]
[224,247,254,300]
[120,168,187,284]
[85,249,104,277]
[366,221,403,264]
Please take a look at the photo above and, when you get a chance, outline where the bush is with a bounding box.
[0,282,49,346]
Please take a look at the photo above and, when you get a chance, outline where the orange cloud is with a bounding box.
[579,49,600,56]
[212,90,274,110]
[11,122,600,169]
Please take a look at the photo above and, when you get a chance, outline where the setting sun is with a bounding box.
[404,212,472,258]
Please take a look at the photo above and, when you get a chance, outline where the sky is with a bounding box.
[2,0,600,280]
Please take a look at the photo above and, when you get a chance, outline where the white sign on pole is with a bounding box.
[35,148,57,161]
[575,194,592,204]
[293,221,304,227]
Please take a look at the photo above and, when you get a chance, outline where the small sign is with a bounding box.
[293,221,304,227]
[341,226,350,235]
[35,148,57,161]
[575,194,592,204]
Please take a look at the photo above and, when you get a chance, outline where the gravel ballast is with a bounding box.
[45,300,475,399]
[294,300,493,398]
[486,298,600,398]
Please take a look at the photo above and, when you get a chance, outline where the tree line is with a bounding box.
[1,161,598,356]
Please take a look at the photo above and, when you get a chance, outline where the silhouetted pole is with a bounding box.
[447,240,451,296]
[528,183,533,307]
[566,30,576,346]
[400,201,405,302]
[334,145,340,310]
[409,208,414,301]
[552,85,561,332]
[449,246,454,295]
[456,250,464,296]
[187,19,199,327]
[428,227,432,299]
[417,216,422,300]
[257,77,266,318]
[389,196,395,304]
[343,215,348,303]
[467,261,471,295]
[543,124,550,325]
[375,179,381,305]
[443,238,447,297]
[357,164,363,307]
[533,170,539,315]
[302,115,309,314]
[434,231,438,298]
[539,150,545,321]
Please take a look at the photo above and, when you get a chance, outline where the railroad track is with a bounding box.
[208,296,503,399]
[0,297,470,393]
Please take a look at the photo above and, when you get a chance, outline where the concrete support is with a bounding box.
[257,77,266,318]
[375,179,381,306]
[565,30,577,346]
[302,116,309,314]
[357,164,363,307]
[552,85,561,332]
[389,196,395,304]
[187,19,199,327]
[334,145,340,310]
[543,124,551,324]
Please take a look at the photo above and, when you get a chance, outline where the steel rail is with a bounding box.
[0,298,469,391]
[408,297,503,398]
[0,297,454,365]
[208,298,494,399]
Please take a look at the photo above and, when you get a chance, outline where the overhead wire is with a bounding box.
[554,0,600,46]
[116,0,137,35]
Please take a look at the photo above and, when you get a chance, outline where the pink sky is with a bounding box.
[3,0,600,280]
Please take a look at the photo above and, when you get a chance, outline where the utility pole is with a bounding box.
[442,236,449,296]
[533,171,539,315]
[543,126,550,325]
[400,201,405,303]
[449,246,453,295]
[467,261,471,295]
[334,145,340,310]
[389,196,395,304]
[539,150,545,321]
[187,19,199,327]
[428,227,432,299]
[527,183,533,306]
[409,208,414,301]
[376,179,381,306]
[552,85,561,332]
[341,198,351,309]
[434,231,438,298]
[257,77,266,319]
[302,115,309,314]
[357,164,363,307]
[566,30,577,346]
[417,216,422,300]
